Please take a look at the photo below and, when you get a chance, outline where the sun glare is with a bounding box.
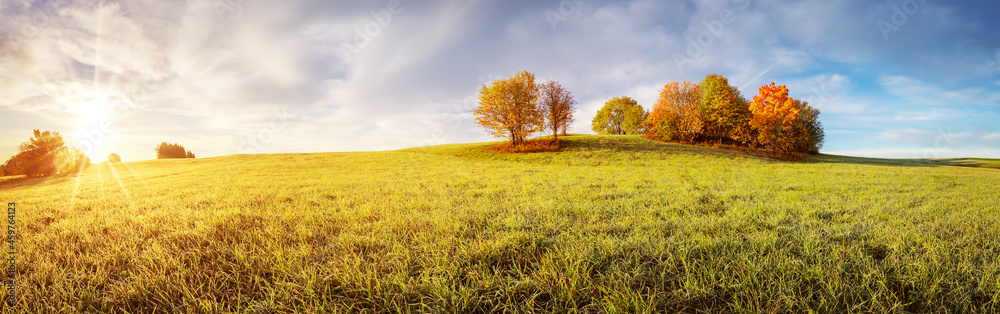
[71,98,118,158]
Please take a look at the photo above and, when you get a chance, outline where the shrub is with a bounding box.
[486,138,562,153]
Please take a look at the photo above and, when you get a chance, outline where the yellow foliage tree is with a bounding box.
[699,74,752,145]
[473,70,543,146]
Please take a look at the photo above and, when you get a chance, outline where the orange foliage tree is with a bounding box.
[749,82,804,153]
[645,81,702,143]
[645,76,825,155]
[473,70,543,147]
[539,81,576,142]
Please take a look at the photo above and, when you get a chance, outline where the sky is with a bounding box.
[1,0,999,162]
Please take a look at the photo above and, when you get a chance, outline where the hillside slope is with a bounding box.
[1,135,998,312]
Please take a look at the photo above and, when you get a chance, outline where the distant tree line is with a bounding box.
[155,142,195,159]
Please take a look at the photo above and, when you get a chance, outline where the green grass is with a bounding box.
[1,134,998,312]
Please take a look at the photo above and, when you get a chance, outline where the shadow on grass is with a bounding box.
[926,158,1000,169]
[0,173,79,189]
[803,155,1000,169]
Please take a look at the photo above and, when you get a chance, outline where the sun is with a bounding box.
[71,99,118,158]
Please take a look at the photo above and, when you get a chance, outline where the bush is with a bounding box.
[486,138,562,153]
[54,147,90,174]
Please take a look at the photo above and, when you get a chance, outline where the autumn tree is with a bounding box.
[795,99,825,153]
[53,147,90,174]
[155,142,194,159]
[645,81,702,143]
[699,74,752,145]
[592,96,647,135]
[539,81,576,142]
[749,82,824,153]
[749,82,797,152]
[73,148,92,172]
[473,70,543,146]
[1,130,68,177]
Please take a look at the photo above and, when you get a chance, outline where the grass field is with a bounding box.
[1,134,999,312]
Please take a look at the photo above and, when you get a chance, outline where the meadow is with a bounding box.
[1,134,998,312]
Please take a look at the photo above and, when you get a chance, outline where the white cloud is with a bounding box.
[982,133,1000,141]
[878,128,975,146]
[878,129,939,144]
[781,73,869,114]
[879,75,1000,107]
[2,0,1000,161]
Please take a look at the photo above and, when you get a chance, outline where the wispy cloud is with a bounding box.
[1,0,999,161]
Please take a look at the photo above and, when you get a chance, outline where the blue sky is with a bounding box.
[1,0,999,162]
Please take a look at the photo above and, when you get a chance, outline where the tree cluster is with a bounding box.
[155,142,196,159]
[1,130,90,177]
[473,70,577,146]
[645,74,824,154]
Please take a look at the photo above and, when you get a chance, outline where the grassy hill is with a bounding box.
[1,135,998,312]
